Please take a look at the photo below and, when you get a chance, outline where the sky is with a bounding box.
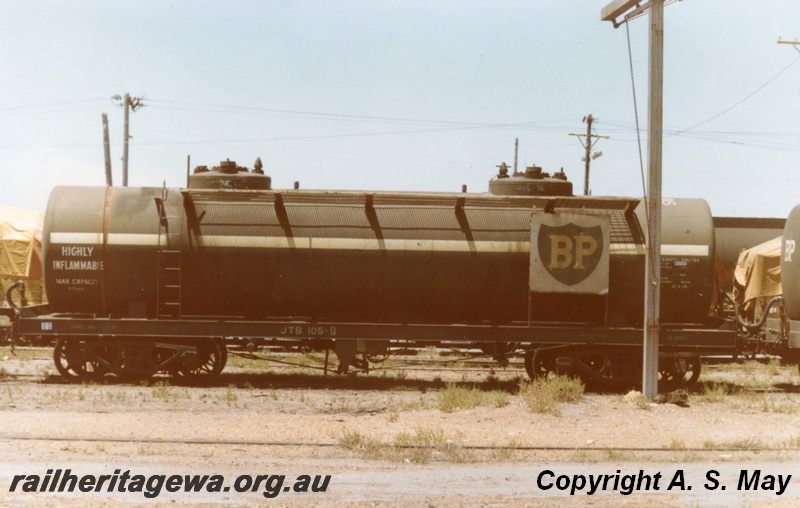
[1,1,799,218]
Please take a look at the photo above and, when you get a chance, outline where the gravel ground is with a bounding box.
[1,348,800,507]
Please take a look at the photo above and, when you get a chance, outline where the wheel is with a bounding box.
[53,338,107,381]
[658,356,701,390]
[524,349,556,380]
[523,350,535,379]
[177,340,227,378]
[53,338,73,378]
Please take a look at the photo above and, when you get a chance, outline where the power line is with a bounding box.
[0,98,108,112]
[669,53,800,136]
[596,120,800,150]
[595,52,800,148]
[125,124,498,146]
[146,98,573,131]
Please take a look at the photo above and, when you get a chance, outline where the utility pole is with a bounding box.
[602,0,668,399]
[113,94,145,187]
[122,94,130,187]
[568,114,609,195]
[778,39,800,55]
[102,113,113,186]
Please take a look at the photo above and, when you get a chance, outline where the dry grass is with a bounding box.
[436,383,509,413]
[517,375,584,416]
[703,437,767,450]
[339,430,385,460]
[339,426,475,464]
[695,382,729,403]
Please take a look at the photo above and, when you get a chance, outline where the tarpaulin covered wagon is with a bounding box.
[0,207,45,309]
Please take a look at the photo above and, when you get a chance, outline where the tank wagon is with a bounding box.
[761,206,800,366]
[6,160,737,387]
[713,216,785,293]
[781,206,800,326]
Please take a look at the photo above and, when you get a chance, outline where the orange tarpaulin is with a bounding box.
[732,236,782,318]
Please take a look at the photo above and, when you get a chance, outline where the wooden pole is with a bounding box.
[514,137,519,174]
[568,119,608,195]
[584,114,593,195]
[122,93,130,187]
[102,113,113,186]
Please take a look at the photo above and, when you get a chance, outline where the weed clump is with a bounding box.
[339,430,384,460]
[518,375,584,416]
[339,427,471,463]
[436,384,508,413]
[697,383,728,403]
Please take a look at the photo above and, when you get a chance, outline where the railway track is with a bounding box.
[2,433,796,454]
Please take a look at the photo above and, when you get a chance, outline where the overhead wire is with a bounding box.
[624,18,649,229]
[1,73,798,151]
[130,124,497,146]
[598,42,800,151]
[146,98,574,130]
[669,52,800,137]
[0,98,109,116]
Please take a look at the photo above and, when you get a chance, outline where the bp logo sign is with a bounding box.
[538,222,604,286]
[530,213,610,294]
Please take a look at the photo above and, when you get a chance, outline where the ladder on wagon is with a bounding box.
[155,187,183,319]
